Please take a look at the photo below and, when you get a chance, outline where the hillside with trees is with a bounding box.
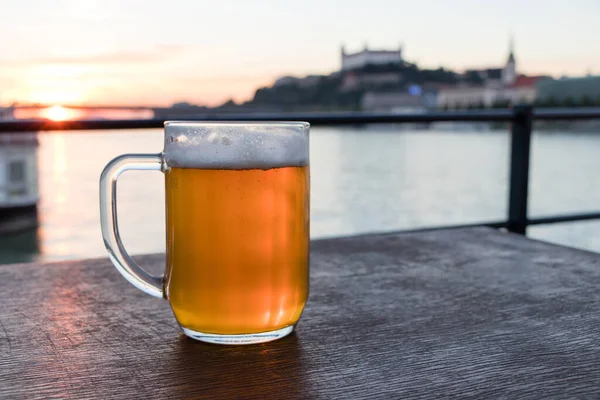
[236,62,467,112]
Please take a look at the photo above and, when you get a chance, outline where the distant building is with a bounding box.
[438,76,541,109]
[0,107,13,120]
[361,91,435,113]
[437,84,497,109]
[341,43,403,71]
[505,75,540,104]
[437,40,541,109]
[536,75,600,103]
[0,107,39,233]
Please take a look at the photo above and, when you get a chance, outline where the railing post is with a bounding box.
[507,105,533,235]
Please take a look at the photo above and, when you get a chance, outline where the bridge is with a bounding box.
[14,104,158,111]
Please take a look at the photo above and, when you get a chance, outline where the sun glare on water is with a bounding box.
[44,105,75,121]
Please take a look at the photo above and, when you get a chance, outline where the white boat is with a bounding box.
[0,106,39,233]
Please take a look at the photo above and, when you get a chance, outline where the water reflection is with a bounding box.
[0,228,40,264]
[1,126,600,265]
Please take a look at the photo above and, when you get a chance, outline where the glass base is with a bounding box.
[181,325,295,345]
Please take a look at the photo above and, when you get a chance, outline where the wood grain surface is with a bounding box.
[1,227,600,399]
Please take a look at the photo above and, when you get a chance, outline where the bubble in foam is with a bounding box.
[163,122,309,170]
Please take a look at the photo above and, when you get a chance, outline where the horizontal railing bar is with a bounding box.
[527,212,600,226]
[533,107,600,120]
[0,119,163,133]
[0,110,517,133]
[2,108,600,133]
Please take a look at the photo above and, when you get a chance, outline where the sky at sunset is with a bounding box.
[1,0,599,107]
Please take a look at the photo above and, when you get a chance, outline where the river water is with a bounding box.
[1,125,599,265]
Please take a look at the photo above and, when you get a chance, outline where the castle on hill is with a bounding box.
[253,38,599,112]
[340,43,404,71]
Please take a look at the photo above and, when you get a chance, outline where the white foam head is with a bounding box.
[163,121,309,170]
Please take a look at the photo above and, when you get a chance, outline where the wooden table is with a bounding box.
[1,227,600,399]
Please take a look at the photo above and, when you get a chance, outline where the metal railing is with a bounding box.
[2,106,600,235]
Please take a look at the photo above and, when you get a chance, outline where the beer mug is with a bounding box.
[99,122,310,344]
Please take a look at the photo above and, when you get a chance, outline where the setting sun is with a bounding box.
[43,105,75,121]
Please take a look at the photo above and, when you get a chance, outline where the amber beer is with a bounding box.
[164,165,309,335]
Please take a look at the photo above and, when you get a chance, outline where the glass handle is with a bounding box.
[99,153,165,298]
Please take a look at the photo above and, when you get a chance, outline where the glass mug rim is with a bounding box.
[100,121,310,345]
[164,120,310,129]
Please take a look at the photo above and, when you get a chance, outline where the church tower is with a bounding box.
[502,37,517,85]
